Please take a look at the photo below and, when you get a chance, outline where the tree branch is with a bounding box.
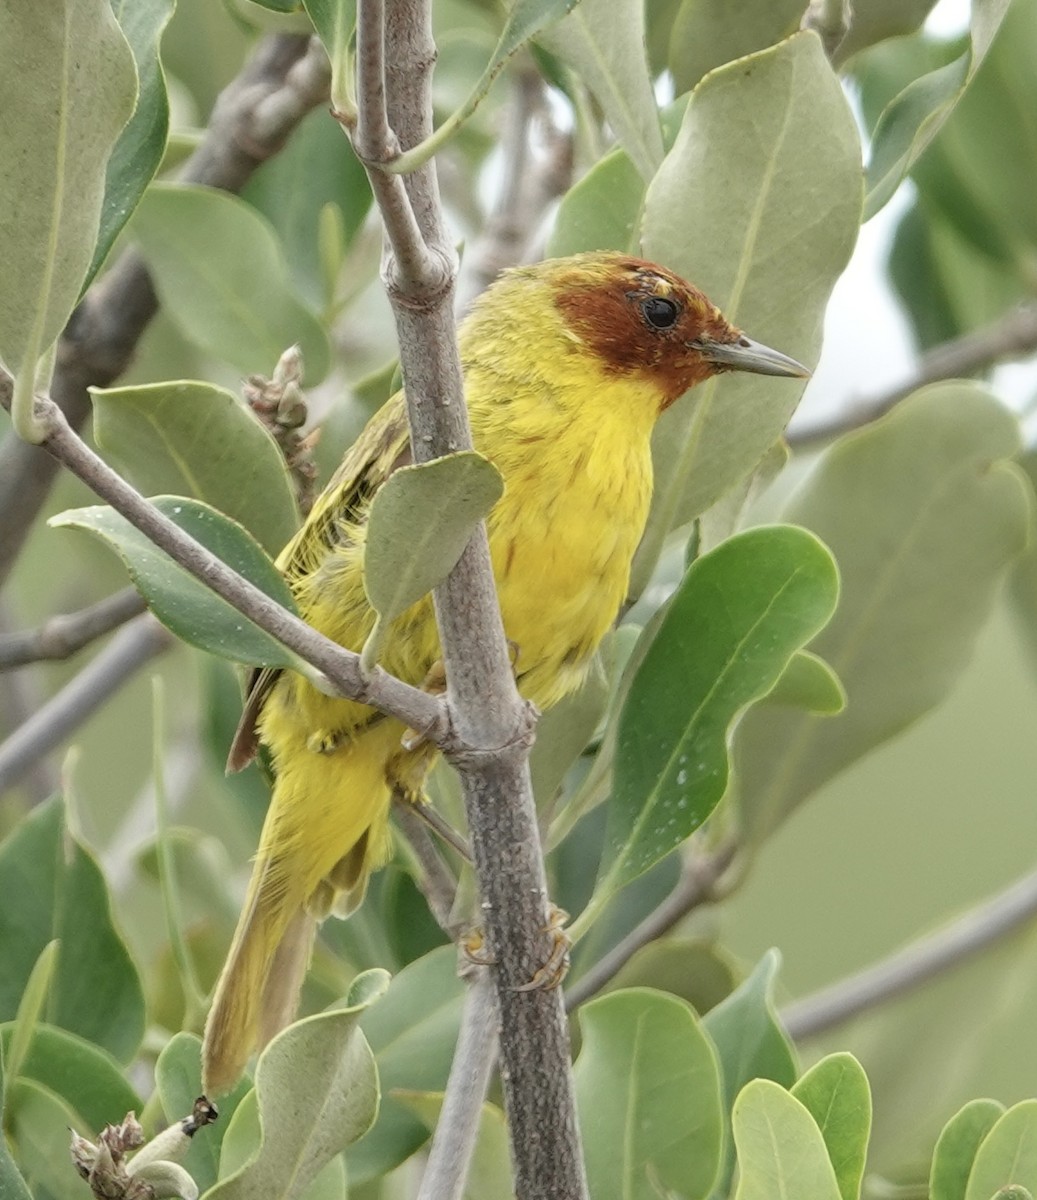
[416,970,499,1200]
[0,33,331,588]
[782,862,1037,1040]
[0,588,145,670]
[352,3,589,1196]
[790,303,1037,448]
[0,615,172,793]
[564,840,741,1010]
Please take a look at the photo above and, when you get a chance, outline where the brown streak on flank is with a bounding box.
[551,253,746,410]
[504,538,517,575]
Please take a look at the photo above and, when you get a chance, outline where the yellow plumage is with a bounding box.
[202,251,804,1093]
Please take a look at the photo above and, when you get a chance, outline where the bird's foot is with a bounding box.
[514,905,571,992]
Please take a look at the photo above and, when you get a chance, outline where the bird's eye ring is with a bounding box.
[641,296,680,330]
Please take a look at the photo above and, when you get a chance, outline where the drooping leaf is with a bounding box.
[49,496,303,669]
[964,1102,1037,1200]
[205,971,388,1200]
[88,0,176,285]
[348,947,465,1185]
[732,1079,842,1200]
[574,988,723,1200]
[91,380,300,555]
[587,525,838,913]
[131,182,330,382]
[636,32,862,590]
[0,0,136,393]
[668,0,803,94]
[734,385,1031,844]
[362,452,503,667]
[791,1053,872,1200]
[931,1099,1006,1200]
[863,0,1012,219]
[539,0,663,181]
[0,797,145,1063]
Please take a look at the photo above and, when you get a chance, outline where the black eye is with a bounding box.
[641,296,680,329]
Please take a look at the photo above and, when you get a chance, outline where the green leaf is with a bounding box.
[156,1033,252,1197]
[763,650,847,715]
[547,145,645,259]
[49,496,303,669]
[964,1102,1037,1200]
[302,0,356,115]
[91,380,300,556]
[574,988,723,1200]
[587,525,838,910]
[607,938,738,1016]
[5,942,59,1085]
[732,1079,842,1200]
[1009,452,1037,667]
[0,797,145,1063]
[636,32,861,588]
[244,106,372,309]
[362,452,503,668]
[6,1077,84,1200]
[0,1044,33,1200]
[348,947,465,1185]
[836,0,940,64]
[204,977,385,1200]
[530,659,608,810]
[395,1092,513,1200]
[0,0,136,414]
[88,0,176,286]
[733,385,1032,844]
[131,182,331,382]
[704,948,797,1193]
[0,1023,139,1134]
[931,1099,1006,1200]
[863,0,1011,219]
[668,0,803,94]
[538,0,663,181]
[791,1053,872,1200]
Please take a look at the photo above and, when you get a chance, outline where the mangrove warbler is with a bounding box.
[202,251,806,1093]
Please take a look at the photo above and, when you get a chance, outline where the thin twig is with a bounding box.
[0,387,449,744]
[0,34,331,588]
[417,970,500,1200]
[0,588,145,670]
[782,863,1037,1040]
[392,793,462,933]
[0,615,172,793]
[565,840,741,1010]
[790,303,1037,448]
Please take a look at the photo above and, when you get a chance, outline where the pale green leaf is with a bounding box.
[91,380,300,555]
[49,496,303,669]
[88,0,176,285]
[668,0,803,93]
[792,1053,872,1200]
[931,1099,1006,1200]
[539,0,663,181]
[964,1102,1037,1200]
[836,0,940,64]
[0,0,136,396]
[5,1078,84,1200]
[546,146,644,258]
[131,182,330,382]
[0,1043,32,1200]
[302,0,356,114]
[362,451,503,665]
[734,385,1031,843]
[5,942,59,1085]
[732,1079,842,1200]
[763,650,847,715]
[635,32,862,590]
[395,1092,513,1200]
[574,988,723,1200]
[864,0,1011,219]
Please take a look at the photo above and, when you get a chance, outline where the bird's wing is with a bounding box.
[226,392,412,773]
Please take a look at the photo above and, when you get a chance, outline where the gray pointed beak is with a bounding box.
[690,334,810,379]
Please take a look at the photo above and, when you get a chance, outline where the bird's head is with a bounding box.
[541,252,808,409]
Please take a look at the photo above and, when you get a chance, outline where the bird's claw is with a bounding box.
[514,905,571,992]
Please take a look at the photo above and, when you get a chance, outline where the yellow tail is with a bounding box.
[202,720,406,1095]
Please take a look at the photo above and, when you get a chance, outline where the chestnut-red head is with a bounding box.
[548,252,807,408]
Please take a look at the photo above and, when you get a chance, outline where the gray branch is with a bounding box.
[0,615,172,793]
[0,33,332,588]
[790,303,1037,448]
[782,862,1037,1040]
[0,588,145,670]
[353,3,589,1196]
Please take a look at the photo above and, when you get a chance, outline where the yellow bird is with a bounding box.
[202,251,806,1094]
